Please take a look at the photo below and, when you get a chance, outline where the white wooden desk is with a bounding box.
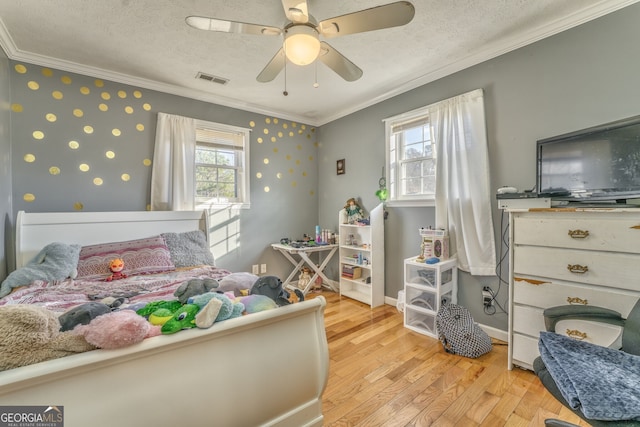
[271,243,339,294]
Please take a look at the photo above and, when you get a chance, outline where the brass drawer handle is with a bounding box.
[567,264,588,274]
[568,229,589,239]
[567,296,588,305]
[566,329,588,340]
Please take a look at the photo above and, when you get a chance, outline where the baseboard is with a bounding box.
[478,323,508,342]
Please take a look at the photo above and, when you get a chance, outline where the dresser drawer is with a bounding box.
[513,277,640,316]
[513,245,640,293]
[513,214,640,254]
[512,333,538,370]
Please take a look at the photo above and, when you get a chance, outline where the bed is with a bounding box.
[0,210,329,427]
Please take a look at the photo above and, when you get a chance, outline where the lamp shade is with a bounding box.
[283,25,320,66]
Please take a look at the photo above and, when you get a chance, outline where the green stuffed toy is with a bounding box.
[160,304,201,334]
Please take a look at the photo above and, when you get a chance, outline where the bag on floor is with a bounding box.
[436,303,492,358]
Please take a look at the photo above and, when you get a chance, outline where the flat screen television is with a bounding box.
[536,114,640,203]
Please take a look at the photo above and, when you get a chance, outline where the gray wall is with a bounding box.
[318,3,640,331]
[8,65,320,274]
[0,48,11,280]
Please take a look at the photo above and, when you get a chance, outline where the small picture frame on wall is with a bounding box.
[337,159,345,175]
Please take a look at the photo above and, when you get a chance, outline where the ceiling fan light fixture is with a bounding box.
[283,25,320,66]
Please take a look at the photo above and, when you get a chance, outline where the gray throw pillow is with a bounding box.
[161,230,215,267]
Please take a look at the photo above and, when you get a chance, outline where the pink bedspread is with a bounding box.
[0,266,232,312]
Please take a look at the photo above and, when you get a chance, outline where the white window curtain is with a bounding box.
[430,89,496,275]
[150,112,196,211]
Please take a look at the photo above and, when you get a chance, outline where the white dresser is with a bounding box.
[508,208,640,370]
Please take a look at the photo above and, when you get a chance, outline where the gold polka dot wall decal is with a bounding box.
[264,186,270,192]
[99,103,108,111]
[297,144,302,150]
[292,181,297,187]
[298,129,303,134]
[41,68,53,77]
[302,171,307,177]
[73,109,83,117]
[143,159,152,166]
[24,154,35,163]
[74,202,84,210]
[274,118,279,124]
[309,190,315,196]
[121,173,130,181]
[95,79,104,87]
[106,151,115,159]
[257,137,263,143]
[11,104,23,112]
[289,131,294,137]
[289,168,294,174]
[112,129,121,137]
[292,122,297,128]
[23,193,35,202]
[256,172,262,178]
[278,132,283,138]
[296,159,301,165]
[80,86,90,95]
[49,166,60,175]
[301,125,306,130]
[93,177,103,186]
[46,113,57,122]
[273,148,278,153]
[125,106,134,114]
[101,92,111,100]
[27,81,39,90]
[84,125,94,134]
[265,118,271,124]
[79,163,90,172]
[286,154,291,160]
[32,131,44,140]
[14,64,27,74]
[68,140,79,149]
[263,128,269,135]
[307,134,311,139]
[276,172,282,179]
[118,90,127,98]
[283,123,288,129]
[143,103,151,111]
[249,121,255,127]
[136,124,144,131]
[52,91,63,100]
[133,90,142,98]
[309,156,313,161]
[263,158,269,164]
[271,136,276,142]
[61,76,72,84]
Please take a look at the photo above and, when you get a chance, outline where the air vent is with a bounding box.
[196,72,229,85]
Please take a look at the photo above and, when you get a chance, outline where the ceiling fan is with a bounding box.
[186,1,415,83]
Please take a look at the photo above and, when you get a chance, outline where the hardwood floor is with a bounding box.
[308,291,591,427]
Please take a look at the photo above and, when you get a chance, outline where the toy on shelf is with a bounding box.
[342,198,365,224]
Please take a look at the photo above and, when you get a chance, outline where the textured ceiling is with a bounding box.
[0,0,637,125]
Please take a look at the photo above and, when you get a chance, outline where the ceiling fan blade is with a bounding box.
[257,48,285,82]
[186,16,282,36]
[281,0,309,24]
[318,42,363,82]
[318,1,415,38]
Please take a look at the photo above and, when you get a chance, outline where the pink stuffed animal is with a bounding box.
[72,310,160,349]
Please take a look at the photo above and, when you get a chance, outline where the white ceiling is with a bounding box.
[0,0,637,126]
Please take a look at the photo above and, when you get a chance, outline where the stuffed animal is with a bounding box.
[188,292,244,328]
[0,242,81,298]
[105,258,127,282]
[174,278,219,304]
[72,310,160,349]
[58,301,112,332]
[238,294,278,314]
[160,304,201,334]
[0,304,95,371]
[250,275,304,306]
[218,272,259,296]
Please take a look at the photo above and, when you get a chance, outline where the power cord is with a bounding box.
[484,210,510,316]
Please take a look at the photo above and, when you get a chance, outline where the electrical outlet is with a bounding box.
[482,286,493,307]
[260,264,267,274]
[252,264,259,275]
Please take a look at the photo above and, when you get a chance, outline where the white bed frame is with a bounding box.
[1,210,329,427]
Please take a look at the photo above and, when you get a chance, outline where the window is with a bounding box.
[194,120,250,208]
[384,106,435,206]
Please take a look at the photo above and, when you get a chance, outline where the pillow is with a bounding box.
[161,230,215,267]
[76,236,175,280]
[218,272,259,296]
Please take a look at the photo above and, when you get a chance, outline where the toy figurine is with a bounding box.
[105,258,127,282]
[343,198,364,224]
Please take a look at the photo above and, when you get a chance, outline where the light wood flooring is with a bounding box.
[307,291,591,427]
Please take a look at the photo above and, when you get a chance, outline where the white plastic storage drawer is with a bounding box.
[405,284,437,312]
[404,306,437,336]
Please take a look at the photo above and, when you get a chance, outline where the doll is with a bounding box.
[343,198,364,224]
